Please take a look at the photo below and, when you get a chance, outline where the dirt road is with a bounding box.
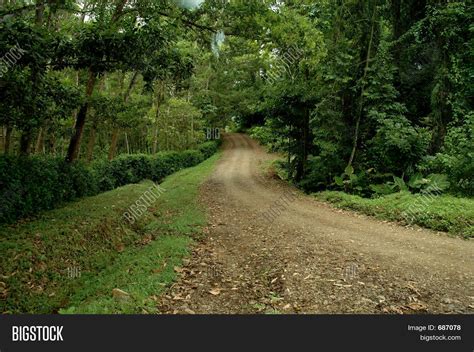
[158,133,474,314]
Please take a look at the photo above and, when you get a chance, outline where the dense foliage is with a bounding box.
[222,1,472,197]
[0,0,233,162]
[0,0,472,218]
[0,141,218,223]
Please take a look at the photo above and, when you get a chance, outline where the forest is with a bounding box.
[1,0,472,201]
[0,0,472,315]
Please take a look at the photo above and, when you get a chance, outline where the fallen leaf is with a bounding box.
[112,288,130,301]
[405,302,427,311]
[209,288,221,295]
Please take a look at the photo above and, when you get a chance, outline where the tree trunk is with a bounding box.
[430,64,451,154]
[4,125,12,155]
[35,0,44,25]
[392,0,402,40]
[19,129,33,155]
[20,0,45,157]
[35,126,44,154]
[85,73,106,162]
[65,0,127,163]
[49,132,56,156]
[107,71,138,160]
[86,126,96,162]
[108,128,119,160]
[125,132,130,154]
[295,106,310,182]
[66,69,97,162]
[152,124,159,154]
[347,3,377,169]
[111,0,128,22]
[60,137,66,157]
[190,114,194,148]
[152,81,165,154]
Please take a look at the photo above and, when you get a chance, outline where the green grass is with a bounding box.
[314,191,474,238]
[0,153,220,314]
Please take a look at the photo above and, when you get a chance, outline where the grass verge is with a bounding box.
[0,153,220,313]
[314,191,473,238]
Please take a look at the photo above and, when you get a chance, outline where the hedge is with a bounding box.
[0,141,219,224]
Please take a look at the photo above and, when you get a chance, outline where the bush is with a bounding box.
[197,141,220,159]
[417,113,474,196]
[0,142,219,224]
[180,150,205,168]
[101,154,153,187]
[0,156,99,223]
[248,125,286,152]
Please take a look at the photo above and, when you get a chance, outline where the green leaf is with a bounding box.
[407,173,424,189]
[370,183,395,195]
[426,174,450,192]
[334,176,344,186]
[344,165,354,176]
[393,176,408,191]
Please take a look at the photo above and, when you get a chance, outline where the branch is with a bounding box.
[119,8,237,36]
[0,4,37,16]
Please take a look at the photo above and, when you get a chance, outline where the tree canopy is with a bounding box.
[0,0,472,195]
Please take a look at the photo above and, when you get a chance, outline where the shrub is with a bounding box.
[248,125,286,152]
[418,113,474,196]
[91,159,116,191]
[180,150,205,168]
[197,141,220,159]
[104,154,152,187]
[156,151,185,175]
[0,142,219,224]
